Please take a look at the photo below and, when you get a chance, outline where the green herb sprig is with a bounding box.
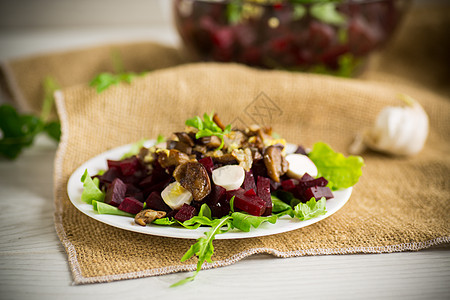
[0,77,61,160]
[185,112,231,150]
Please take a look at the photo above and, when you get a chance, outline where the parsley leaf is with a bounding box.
[0,77,61,159]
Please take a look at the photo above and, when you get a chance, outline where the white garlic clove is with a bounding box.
[350,94,429,156]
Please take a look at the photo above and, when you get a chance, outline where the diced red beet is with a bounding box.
[174,204,197,222]
[281,179,299,191]
[206,185,229,218]
[300,173,315,182]
[107,159,121,170]
[269,179,281,192]
[257,176,272,216]
[227,188,266,216]
[303,186,334,201]
[118,197,144,214]
[294,146,307,155]
[100,167,122,184]
[242,170,257,192]
[120,156,141,176]
[142,178,172,199]
[244,189,256,196]
[104,178,127,207]
[198,157,214,174]
[298,177,328,189]
[145,191,172,213]
[251,160,268,179]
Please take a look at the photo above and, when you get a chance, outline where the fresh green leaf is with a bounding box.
[172,215,232,287]
[92,200,135,217]
[185,116,204,130]
[230,212,278,232]
[271,195,294,217]
[121,138,146,159]
[293,197,327,221]
[43,121,61,141]
[198,203,212,219]
[226,0,242,24]
[89,72,138,93]
[152,217,176,226]
[308,142,364,190]
[185,113,231,150]
[156,134,165,144]
[80,169,105,204]
[229,196,235,213]
[310,3,346,26]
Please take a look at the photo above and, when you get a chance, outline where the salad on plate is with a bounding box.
[78,112,364,286]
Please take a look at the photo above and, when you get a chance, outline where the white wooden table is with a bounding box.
[0,2,449,299]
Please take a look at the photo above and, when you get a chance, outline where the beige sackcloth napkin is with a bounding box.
[1,5,449,284]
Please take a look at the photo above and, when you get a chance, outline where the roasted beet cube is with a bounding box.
[206,185,229,218]
[145,191,172,213]
[298,177,328,189]
[281,179,298,191]
[120,156,141,176]
[107,159,121,170]
[257,176,272,216]
[294,145,307,155]
[244,189,256,196]
[242,170,257,192]
[227,188,266,216]
[100,167,122,185]
[118,197,144,214]
[303,186,334,201]
[300,173,315,182]
[198,157,214,174]
[174,204,197,222]
[104,178,127,207]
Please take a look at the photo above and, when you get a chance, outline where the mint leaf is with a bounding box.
[230,212,278,232]
[308,142,364,190]
[80,169,105,204]
[293,197,327,221]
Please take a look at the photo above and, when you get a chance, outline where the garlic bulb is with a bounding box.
[349,94,429,156]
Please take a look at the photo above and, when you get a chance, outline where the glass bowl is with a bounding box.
[173,0,410,76]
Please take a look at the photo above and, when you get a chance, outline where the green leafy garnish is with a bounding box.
[230,212,277,232]
[171,215,233,287]
[80,169,105,204]
[156,134,165,144]
[152,217,176,226]
[89,72,139,93]
[92,200,134,217]
[310,2,346,25]
[0,77,61,160]
[121,138,146,159]
[185,112,231,150]
[293,197,327,220]
[308,142,364,190]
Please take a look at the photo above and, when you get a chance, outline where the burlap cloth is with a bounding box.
[1,5,449,284]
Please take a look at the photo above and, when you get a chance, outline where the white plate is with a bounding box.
[67,141,352,240]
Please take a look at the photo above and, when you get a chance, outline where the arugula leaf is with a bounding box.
[308,142,364,190]
[271,195,294,217]
[80,169,105,204]
[92,200,134,217]
[121,138,146,159]
[171,215,233,287]
[230,212,278,232]
[152,217,176,226]
[293,197,327,220]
